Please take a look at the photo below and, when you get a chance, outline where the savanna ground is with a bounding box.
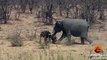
[0,12,107,60]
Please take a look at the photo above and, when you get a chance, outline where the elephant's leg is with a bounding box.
[84,37,93,44]
[56,33,66,44]
[66,32,74,45]
[81,32,93,44]
[58,31,66,41]
[67,34,71,41]
[59,34,66,41]
[81,37,85,44]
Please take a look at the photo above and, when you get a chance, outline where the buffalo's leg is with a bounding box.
[39,36,42,44]
[44,37,48,45]
[50,35,56,44]
[49,38,51,42]
[52,38,56,44]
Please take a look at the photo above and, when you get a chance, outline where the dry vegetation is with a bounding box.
[0,13,106,60]
[0,0,107,60]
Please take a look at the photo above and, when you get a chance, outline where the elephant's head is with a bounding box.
[54,21,63,32]
[51,21,63,40]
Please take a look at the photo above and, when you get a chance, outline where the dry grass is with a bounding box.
[0,47,90,60]
[0,12,107,60]
[7,32,23,47]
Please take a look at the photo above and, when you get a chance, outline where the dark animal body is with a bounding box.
[52,19,93,44]
[40,31,56,45]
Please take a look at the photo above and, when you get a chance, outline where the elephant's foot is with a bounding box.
[81,43,85,45]
[66,40,75,45]
[81,41,93,45]
[66,42,74,45]
[89,40,93,44]
[55,40,61,44]
[52,40,57,44]
[52,41,57,44]
[81,41,85,44]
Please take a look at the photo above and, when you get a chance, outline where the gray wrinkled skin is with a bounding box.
[51,19,93,44]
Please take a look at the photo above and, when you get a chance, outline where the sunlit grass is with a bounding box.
[0,48,89,60]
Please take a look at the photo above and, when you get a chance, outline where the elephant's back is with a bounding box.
[62,19,89,27]
[62,19,89,33]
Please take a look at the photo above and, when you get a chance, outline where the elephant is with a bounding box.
[51,19,93,44]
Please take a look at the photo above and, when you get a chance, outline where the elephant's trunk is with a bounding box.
[49,31,57,44]
[51,30,56,36]
[51,30,57,39]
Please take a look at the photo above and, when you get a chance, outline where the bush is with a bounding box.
[8,32,23,47]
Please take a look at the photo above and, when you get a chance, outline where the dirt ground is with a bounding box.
[0,13,107,60]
